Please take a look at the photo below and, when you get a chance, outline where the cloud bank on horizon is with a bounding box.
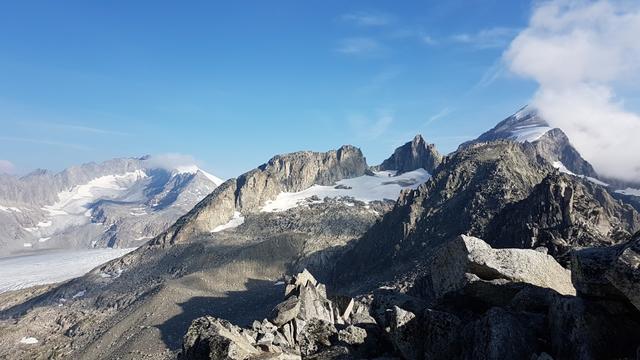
[505,0,640,182]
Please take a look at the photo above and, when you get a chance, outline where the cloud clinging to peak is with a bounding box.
[0,160,15,174]
[504,0,640,182]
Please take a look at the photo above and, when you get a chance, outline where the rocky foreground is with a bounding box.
[180,234,640,359]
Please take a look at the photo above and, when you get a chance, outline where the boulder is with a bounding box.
[181,316,261,360]
[422,235,575,301]
[270,296,301,326]
[572,233,640,311]
[606,239,640,311]
[467,307,537,360]
[297,319,337,356]
[548,295,640,359]
[388,306,421,360]
[337,325,367,346]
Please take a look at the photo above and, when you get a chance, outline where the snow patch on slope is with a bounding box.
[19,337,38,345]
[510,125,553,143]
[212,211,245,232]
[175,165,224,185]
[262,169,431,213]
[0,206,22,213]
[552,161,609,186]
[43,170,148,217]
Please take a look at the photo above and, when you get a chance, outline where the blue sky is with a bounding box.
[0,0,538,178]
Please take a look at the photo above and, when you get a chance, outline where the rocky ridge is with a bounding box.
[153,146,368,246]
[333,141,640,290]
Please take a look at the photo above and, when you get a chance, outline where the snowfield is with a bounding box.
[262,169,431,212]
[0,248,135,293]
[510,124,553,143]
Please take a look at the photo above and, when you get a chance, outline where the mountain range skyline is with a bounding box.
[3,0,638,181]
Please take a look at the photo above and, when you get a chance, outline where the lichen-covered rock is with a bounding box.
[297,319,337,357]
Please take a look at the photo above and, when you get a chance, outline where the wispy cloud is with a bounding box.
[336,37,385,56]
[425,107,453,126]
[34,122,131,136]
[0,160,15,174]
[0,136,90,150]
[387,27,438,46]
[452,27,519,49]
[357,67,403,94]
[474,59,506,89]
[348,110,394,140]
[340,11,394,27]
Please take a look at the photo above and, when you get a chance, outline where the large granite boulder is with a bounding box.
[419,235,575,301]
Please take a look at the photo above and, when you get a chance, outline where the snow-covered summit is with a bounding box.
[0,156,223,256]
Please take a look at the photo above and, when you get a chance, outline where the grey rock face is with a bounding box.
[0,156,221,255]
[154,145,368,246]
[375,134,443,174]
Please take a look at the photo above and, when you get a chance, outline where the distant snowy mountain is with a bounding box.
[462,106,640,208]
[0,156,222,256]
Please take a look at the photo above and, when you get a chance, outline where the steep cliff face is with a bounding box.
[486,173,640,264]
[153,146,368,246]
[375,134,443,174]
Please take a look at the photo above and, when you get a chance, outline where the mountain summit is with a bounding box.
[375,134,443,174]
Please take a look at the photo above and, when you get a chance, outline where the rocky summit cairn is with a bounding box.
[180,270,384,359]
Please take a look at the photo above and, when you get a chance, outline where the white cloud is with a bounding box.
[340,11,393,27]
[348,111,394,140]
[143,153,199,171]
[0,136,90,150]
[453,27,519,49]
[0,160,15,174]
[47,123,130,136]
[425,107,453,126]
[336,37,384,55]
[504,0,640,182]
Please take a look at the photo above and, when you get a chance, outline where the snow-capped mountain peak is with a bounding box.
[0,157,223,255]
